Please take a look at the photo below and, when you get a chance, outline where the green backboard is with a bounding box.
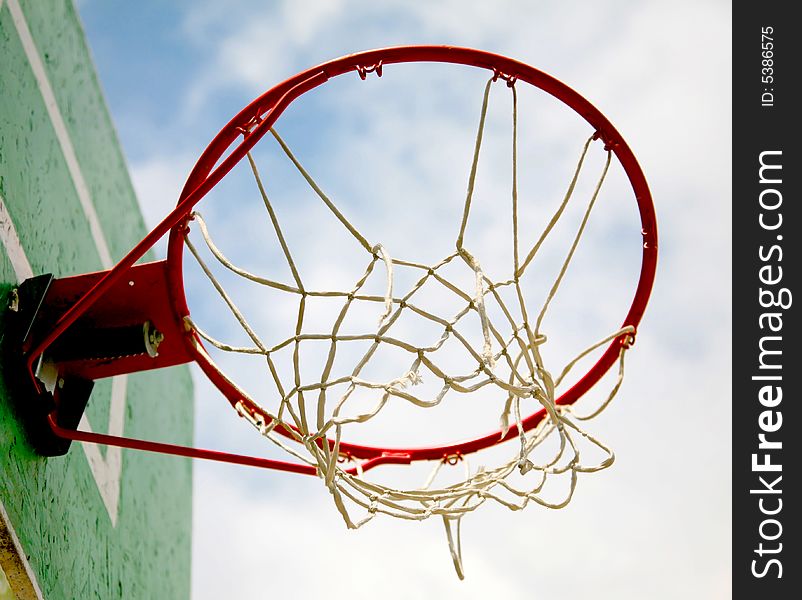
[0,1,193,598]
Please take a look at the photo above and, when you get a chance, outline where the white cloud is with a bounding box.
[130,154,198,257]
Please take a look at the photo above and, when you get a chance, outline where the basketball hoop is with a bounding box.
[7,46,657,578]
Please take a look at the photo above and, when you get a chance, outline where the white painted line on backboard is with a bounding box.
[6,0,113,270]
[1,193,123,524]
[99,376,126,523]
[0,192,32,281]
[5,0,128,525]
[0,499,45,600]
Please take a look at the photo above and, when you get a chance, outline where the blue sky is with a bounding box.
[77,1,731,598]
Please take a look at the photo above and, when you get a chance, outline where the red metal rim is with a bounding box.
[166,45,658,464]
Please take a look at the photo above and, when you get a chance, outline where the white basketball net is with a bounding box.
[184,77,635,578]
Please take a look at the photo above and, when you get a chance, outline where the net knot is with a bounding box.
[491,68,518,88]
[443,452,463,466]
[404,370,423,386]
[620,330,636,349]
[368,494,380,514]
[518,458,535,475]
[592,129,618,152]
[235,112,264,137]
[177,213,195,236]
[356,61,383,80]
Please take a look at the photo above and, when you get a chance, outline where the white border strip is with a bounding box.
[0,499,45,600]
[0,192,125,523]
[1,0,125,525]
[6,0,113,269]
[1,0,121,588]
[0,191,124,526]
[0,192,32,281]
